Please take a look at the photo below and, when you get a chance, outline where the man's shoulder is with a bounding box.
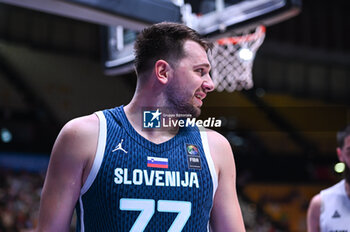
[64,114,99,131]
[308,194,321,218]
[59,114,99,143]
[51,114,100,163]
[200,128,234,172]
[202,128,231,150]
[310,193,322,208]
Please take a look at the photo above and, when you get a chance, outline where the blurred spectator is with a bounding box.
[0,169,44,232]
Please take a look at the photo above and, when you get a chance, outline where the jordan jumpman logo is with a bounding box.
[112,139,128,153]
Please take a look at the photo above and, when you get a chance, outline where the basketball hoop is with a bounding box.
[209,25,266,92]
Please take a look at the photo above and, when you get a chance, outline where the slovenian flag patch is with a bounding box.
[147,156,168,169]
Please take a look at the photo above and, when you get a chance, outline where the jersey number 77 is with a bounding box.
[120,198,192,232]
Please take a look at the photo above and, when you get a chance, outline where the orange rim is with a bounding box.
[217,25,266,45]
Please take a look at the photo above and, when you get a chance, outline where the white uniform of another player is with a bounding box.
[320,179,350,232]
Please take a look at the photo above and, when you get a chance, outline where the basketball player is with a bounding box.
[36,22,245,231]
[307,125,350,232]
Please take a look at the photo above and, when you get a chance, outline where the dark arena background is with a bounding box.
[0,0,349,231]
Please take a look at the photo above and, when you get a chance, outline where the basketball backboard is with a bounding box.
[192,0,301,38]
[102,0,301,75]
[0,0,301,76]
[0,0,181,30]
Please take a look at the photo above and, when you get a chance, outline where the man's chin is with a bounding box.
[188,104,201,118]
[173,102,201,118]
[181,106,200,118]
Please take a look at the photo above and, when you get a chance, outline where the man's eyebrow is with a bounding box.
[194,63,211,69]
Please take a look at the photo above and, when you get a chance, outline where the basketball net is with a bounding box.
[209,25,266,92]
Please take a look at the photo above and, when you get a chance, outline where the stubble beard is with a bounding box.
[165,83,201,118]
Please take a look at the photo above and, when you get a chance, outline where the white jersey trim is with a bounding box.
[78,111,107,232]
[199,127,218,201]
[79,196,85,232]
[81,111,107,194]
[199,127,218,232]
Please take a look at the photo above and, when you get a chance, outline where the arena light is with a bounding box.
[334,162,345,173]
[1,128,12,143]
[238,48,254,61]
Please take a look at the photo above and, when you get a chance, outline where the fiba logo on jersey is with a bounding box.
[143,109,162,128]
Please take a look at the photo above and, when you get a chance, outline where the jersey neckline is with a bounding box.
[115,105,193,153]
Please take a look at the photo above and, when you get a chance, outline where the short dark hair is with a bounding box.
[337,125,350,148]
[134,22,212,77]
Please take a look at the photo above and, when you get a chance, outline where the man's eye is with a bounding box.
[196,69,204,75]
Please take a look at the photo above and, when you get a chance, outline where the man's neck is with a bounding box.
[124,103,179,144]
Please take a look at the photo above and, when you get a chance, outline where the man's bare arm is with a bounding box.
[36,115,98,232]
[207,130,245,232]
[307,194,321,232]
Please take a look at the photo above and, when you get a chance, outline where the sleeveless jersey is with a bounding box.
[75,106,218,232]
[320,179,350,232]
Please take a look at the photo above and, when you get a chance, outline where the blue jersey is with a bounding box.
[76,106,218,232]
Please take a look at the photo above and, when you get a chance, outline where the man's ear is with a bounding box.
[155,60,172,84]
[337,147,344,162]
